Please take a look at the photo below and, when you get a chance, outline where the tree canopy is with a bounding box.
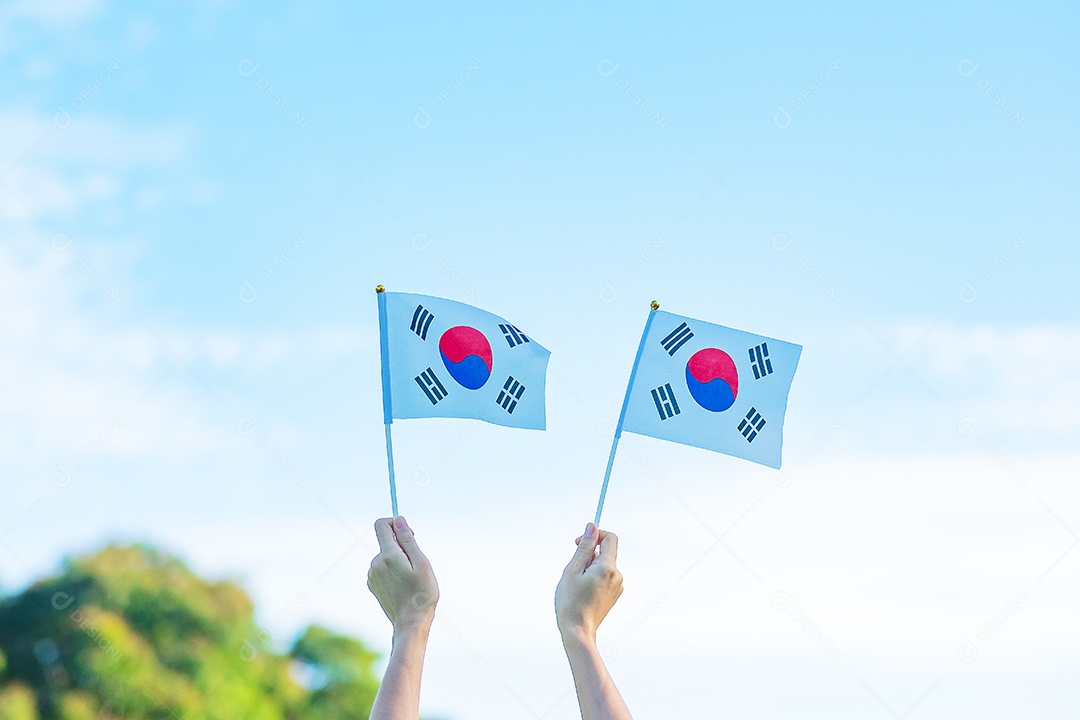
[0,545,380,720]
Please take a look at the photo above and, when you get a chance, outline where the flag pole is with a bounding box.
[384,423,398,517]
[376,285,399,517]
[594,300,660,526]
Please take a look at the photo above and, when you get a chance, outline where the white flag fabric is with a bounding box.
[379,291,550,430]
[620,310,802,468]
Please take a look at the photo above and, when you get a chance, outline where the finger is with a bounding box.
[596,530,619,566]
[567,522,599,574]
[393,515,428,568]
[374,518,402,555]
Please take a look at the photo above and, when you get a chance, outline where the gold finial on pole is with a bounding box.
[375,285,385,293]
[650,300,660,311]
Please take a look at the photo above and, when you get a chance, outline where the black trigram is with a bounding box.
[651,383,681,420]
[749,342,773,379]
[737,407,766,442]
[496,376,526,414]
[414,367,447,405]
[499,323,530,348]
[660,322,694,356]
[410,304,435,340]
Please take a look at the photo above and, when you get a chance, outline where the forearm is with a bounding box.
[562,630,633,720]
[370,624,431,720]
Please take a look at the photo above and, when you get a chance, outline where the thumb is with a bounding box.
[393,515,427,567]
[566,522,598,574]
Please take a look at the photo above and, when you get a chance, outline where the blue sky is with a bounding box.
[2,1,1078,718]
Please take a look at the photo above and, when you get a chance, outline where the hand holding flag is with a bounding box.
[595,301,802,523]
[376,287,551,514]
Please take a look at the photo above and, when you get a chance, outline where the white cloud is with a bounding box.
[0,109,196,223]
[0,239,366,460]
[0,110,362,467]
[0,1,107,59]
[798,320,1080,451]
[2,0,105,24]
[44,448,1069,720]
[921,323,1080,436]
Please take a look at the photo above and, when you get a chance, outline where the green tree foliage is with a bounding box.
[291,626,379,719]
[0,545,381,720]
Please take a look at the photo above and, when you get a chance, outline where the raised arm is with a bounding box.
[554,522,633,720]
[367,516,439,720]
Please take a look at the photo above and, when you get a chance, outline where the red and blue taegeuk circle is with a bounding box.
[439,326,493,389]
[685,348,739,412]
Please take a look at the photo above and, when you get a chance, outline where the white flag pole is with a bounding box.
[376,285,399,517]
[384,423,398,517]
[594,300,659,526]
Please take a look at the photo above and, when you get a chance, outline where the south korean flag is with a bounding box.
[619,309,802,468]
